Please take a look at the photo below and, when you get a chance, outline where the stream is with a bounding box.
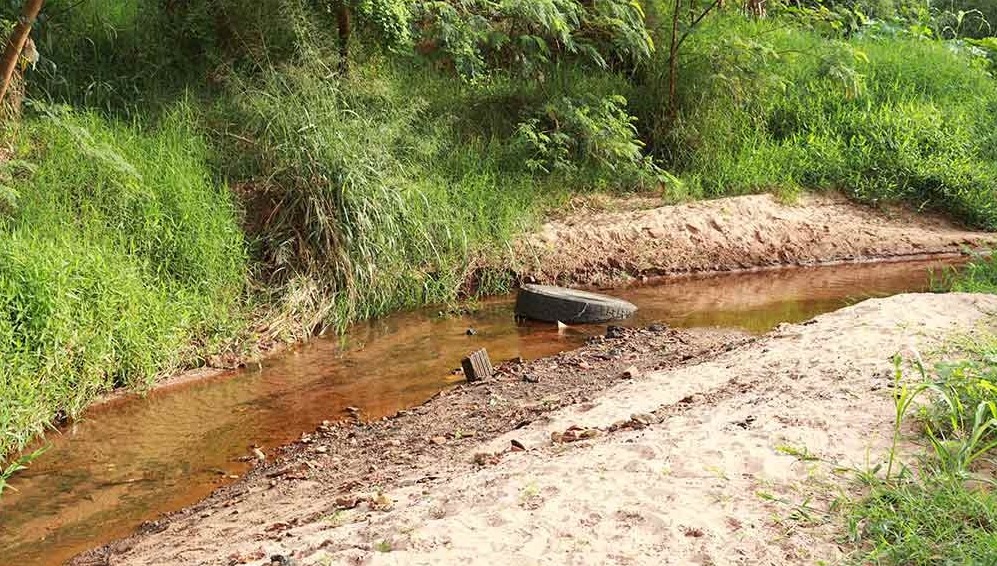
[0,258,961,565]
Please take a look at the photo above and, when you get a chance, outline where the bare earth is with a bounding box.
[75,293,997,566]
[507,193,997,285]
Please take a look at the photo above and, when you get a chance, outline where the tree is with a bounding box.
[0,0,44,112]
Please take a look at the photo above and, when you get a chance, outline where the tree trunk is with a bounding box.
[336,1,351,77]
[667,0,681,125]
[0,0,44,113]
[745,0,766,18]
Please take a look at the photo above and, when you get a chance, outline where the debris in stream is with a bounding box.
[461,348,494,382]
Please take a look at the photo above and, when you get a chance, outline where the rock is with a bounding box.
[314,446,328,454]
[606,325,626,339]
[372,493,393,511]
[578,361,592,370]
[465,327,477,336]
[522,373,541,383]
[631,413,657,426]
[430,436,447,446]
[622,366,640,379]
[510,439,526,452]
[647,323,668,332]
[270,555,296,566]
[335,495,361,509]
[252,447,266,461]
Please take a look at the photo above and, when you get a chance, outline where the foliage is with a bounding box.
[213,60,563,333]
[0,103,245,457]
[515,94,663,188]
[636,13,997,228]
[0,445,45,496]
[940,252,997,293]
[412,0,654,80]
[845,342,997,564]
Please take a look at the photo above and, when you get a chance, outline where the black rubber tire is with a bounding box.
[515,284,637,324]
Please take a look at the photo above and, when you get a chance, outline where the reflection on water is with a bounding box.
[0,258,958,565]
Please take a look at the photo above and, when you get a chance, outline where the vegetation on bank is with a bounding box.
[842,259,997,564]
[1,0,996,462]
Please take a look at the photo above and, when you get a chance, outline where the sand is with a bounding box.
[75,292,997,565]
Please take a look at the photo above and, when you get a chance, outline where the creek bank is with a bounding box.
[86,193,997,407]
[504,193,997,286]
[73,293,997,565]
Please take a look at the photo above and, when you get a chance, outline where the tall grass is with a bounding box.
[636,12,997,229]
[0,104,245,457]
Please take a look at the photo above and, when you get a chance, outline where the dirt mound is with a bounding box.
[508,193,997,285]
[74,293,997,565]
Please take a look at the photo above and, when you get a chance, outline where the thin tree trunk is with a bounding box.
[336,1,351,77]
[0,0,44,112]
[667,0,681,125]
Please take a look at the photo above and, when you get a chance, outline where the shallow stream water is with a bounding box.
[0,258,961,565]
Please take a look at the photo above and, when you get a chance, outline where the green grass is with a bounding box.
[847,475,997,564]
[636,12,997,229]
[844,338,997,564]
[0,103,246,458]
[947,254,997,293]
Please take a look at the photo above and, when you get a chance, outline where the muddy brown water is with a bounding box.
[0,259,961,565]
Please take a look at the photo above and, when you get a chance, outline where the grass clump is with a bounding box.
[845,342,997,564]
[0,104,245,457]
[948,254,997,293]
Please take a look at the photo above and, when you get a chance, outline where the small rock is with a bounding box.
[522,373,541,383]
[372,493,393,511]
[430,436,447,446]
[578,361,592,370]
[335,495,360,509]
[473,452,501,466]
[465,328,477,336]
[647,323,668,332]
[510,439,526,452]
[606,325,626,339]
[252,447,266,461]
[315,446,328,454]
[609,419,631,431]
[631,413,657,426]
[622,366,640,379]
[270,555,295,566]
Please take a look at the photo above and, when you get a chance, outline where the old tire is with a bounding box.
[515,284,637,324]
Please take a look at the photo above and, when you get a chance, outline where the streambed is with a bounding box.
[0,258,960,565]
